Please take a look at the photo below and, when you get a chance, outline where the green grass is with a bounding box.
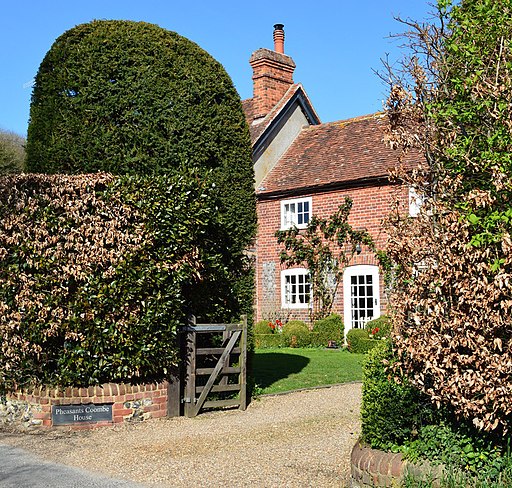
[253,347,365,395]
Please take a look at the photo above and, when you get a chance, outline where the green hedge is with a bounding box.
[365,315,391,340]
[312,313,343,346]
[0,171,249,390]
[255,334,285,348]
[281,321,310,348]
[254,330,344,349]
[346,328,382,354]
[361,341,436,450]
[254,320,273,335]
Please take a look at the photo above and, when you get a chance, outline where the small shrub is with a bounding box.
[361,341,436,451]
[312,313,343,346]
[346,328,381,354]
[255,334,284,349]
[282,320,311,348]
[254,320,273,335]
[406,423,505,476]
[365,315,391,340]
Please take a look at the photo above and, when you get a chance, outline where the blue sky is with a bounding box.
[1,1,433,136]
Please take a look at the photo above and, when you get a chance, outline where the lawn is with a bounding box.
[253,347,365,395]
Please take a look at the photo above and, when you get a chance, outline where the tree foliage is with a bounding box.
[25,20,256,256]
[383,0,512,433]
[276,198,374,321]
[0,129,25,174]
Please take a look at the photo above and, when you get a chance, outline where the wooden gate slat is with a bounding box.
[196,347,241,355]
[203,398,241,409]
[196,384,240,394]
[195,366,241,375]
[192,330,241,416]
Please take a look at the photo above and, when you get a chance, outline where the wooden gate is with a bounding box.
[182,315,247,417]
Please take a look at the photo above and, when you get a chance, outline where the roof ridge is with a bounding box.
[302,112,385,130]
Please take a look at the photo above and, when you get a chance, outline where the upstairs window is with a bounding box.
[280,197,312,230]
[281,268,311,309]
[409,187,425,217]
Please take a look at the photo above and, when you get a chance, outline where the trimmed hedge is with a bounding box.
[312,313,343,346]
[254,320,273,335]
[361,341,436,450]
[255,320,332,348]
[0,171,244,390]
[25,19,256,330]
[347,328,382,354]
[365,315,391,340]
[255,334,284,349]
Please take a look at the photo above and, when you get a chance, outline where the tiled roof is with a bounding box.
[242,84,310,144]
[257,113,419,195]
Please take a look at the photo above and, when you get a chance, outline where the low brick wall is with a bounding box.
[350,442,443,487]
[0,382,168,430]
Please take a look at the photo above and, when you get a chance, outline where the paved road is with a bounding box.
[0,444,145,488]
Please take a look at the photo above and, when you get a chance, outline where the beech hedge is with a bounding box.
[0,171,241,391]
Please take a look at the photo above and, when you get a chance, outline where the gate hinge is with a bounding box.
[182,397,192,403]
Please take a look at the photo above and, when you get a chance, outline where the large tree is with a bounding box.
[384,0,512,433]
[25,20,256,323]
[26,20,255,255]
[0,129,25,174]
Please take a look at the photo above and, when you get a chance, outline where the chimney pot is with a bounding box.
[273,24,285,54]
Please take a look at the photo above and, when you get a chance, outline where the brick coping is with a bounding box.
[350,441,444,487]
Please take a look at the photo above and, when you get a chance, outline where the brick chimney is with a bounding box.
[249,24,296,118]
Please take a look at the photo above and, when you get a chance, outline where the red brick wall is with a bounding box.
[255,183,408,325]
[4,382,168,430]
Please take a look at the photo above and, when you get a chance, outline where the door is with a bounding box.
[343,265,380,331]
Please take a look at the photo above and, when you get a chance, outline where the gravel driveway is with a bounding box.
[0,382,361,487]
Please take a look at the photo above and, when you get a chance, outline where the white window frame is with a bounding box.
[343,265,380,332]
[409,186,424,217]
[280,196,312,230]
[281,268,311,309]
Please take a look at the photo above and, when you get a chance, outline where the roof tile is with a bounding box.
[258,113,419,194]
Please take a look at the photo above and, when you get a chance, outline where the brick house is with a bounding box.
[243,25,416,331]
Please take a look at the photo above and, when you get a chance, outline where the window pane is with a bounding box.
[367,297,373,309]
[351,276,357,285]
[366,275,373,284]
[359,276,365,284]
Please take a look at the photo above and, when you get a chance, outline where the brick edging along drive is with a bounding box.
[350,442,443,487]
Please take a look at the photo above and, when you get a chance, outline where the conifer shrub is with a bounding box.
[25,19,256,324]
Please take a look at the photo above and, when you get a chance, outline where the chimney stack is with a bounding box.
[249,24,296,119]
[273,24,285,54]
